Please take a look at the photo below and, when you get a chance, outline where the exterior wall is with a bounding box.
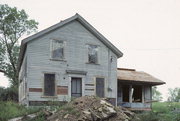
[25,20,118,105]
[19,51,28,105]
[144,85,152,102]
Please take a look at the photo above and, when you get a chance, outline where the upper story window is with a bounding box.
[51,39,64,60]
[88,45,98,64]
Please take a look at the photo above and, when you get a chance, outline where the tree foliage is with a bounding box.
[152,86,163,101]
[0,4,38,89]
[167,87,180,102]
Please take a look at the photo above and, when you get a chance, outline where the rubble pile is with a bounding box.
[47,96,138,121]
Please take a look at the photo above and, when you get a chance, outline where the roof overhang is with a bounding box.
[117,68,166,86]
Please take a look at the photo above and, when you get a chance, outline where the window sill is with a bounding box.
[41,96,58,98]
[50,58,67,62]
[86,62,100,65]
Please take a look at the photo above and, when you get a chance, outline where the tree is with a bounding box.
[0,4,38,89]
[152,86,163,101]
[167,87,180,102]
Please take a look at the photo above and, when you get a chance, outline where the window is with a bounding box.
[44,74,55,96]
[88,45,98,64]
[96,77,105,98]
[51,40,64,60]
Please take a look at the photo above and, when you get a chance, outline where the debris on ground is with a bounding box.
[46,96,139,121]
[9,96,139,121]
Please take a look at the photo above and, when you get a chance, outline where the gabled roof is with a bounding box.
[117,68,165,85]
[18,13,123,72]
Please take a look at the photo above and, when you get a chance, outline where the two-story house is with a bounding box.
[18,14,123,106]
[18,14,165,109]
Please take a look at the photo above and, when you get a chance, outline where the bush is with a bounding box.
[0,87,18,102]
[137,102,180,121]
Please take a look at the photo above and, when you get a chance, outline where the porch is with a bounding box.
[117,68,165,110]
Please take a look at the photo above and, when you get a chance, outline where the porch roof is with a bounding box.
[117,68,165,85]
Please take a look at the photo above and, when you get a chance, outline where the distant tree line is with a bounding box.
[167,87,180,102]
[152,86,180,102]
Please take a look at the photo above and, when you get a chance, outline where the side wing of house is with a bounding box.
[117,68,165,110]
[18,18,121,106]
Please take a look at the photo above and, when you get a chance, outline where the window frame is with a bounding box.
[50,39,65,61]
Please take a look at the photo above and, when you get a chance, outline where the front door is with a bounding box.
[96,77,105,98]
[71,77,82,98]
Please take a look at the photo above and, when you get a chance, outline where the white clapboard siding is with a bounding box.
[21,20,118,103]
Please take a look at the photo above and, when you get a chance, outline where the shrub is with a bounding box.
[0,87,18,102]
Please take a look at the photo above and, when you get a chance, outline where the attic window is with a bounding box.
[51,40,64,60]
[88,45,98,64]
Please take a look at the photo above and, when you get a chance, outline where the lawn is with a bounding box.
[0,101,41,121]
[0,101,180,121]
[136,102,180,121]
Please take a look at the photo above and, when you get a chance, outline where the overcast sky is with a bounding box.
[1,0,180,100]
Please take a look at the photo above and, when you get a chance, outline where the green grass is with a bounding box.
[1,101,179,121]
[136,102,180,121]
[0,101,41,121]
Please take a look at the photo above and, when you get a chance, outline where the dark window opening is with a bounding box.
[71,78,82,98]
[96,77,105,98]
[44,74,55,96]
[122,85,129,102]
[88,45,98,64]
[132,85,142,102]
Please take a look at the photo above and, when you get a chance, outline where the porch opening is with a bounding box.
[122,85,129,102]
[132,85,142,102]
[121,84,143,103]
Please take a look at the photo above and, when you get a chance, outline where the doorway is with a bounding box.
[71,77,82,98]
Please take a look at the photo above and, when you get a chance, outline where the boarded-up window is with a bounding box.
[51,40,64,59]
[44,74,55,96]
[96,78,105,98]
[71,78,82,98]
[88,45,98,64]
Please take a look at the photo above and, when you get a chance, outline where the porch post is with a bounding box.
[129,85,132,103]
[142,85,145,103]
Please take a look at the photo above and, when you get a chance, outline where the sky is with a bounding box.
[1,0,180,100]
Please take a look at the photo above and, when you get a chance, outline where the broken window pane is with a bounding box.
[51,40,64,59]
[88,45,98,64]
